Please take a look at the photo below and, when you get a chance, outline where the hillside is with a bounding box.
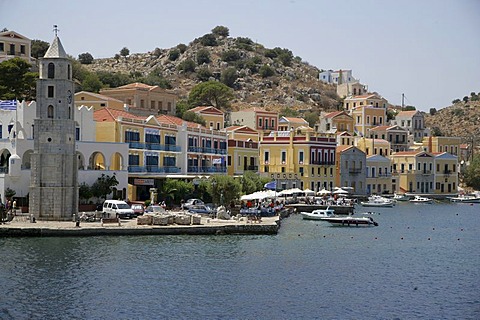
[83,30,341,112]
[424,100,480,140]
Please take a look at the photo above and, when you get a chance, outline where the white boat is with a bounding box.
[321,215,379,227]
[360,195,395,208]
[300,207,335,220]
[393,193,410,201]
[448,194,480,203]
[409,195,433,204]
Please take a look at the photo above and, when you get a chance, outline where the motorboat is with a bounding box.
[360,195,395,208]
[393,193,410,201]
[321,215,378,227]
[300,207,335,220]
[409,195,433,204]
[448,194,480,203]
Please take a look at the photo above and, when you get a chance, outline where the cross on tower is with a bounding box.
[53,25,59,36]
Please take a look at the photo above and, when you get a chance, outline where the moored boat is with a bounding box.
[300,207,335,220]
[360,195,395,208]
[321,216,378,227]
[448,194,480,203]
[409,195,433,204]
[393,192,410,201]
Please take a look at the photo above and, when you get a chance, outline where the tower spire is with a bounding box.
[53,25,59,37]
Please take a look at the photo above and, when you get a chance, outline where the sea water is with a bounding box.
[0,202,479,319]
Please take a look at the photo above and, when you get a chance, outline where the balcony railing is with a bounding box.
[188,146,227,154]
[246,165,258,171]
[128,142,181,152]
[188,166,227,173]
[348,168,362,174]
[128,166,181,173]
[311,161,335,166]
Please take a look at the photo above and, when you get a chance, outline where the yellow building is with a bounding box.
[99,82,177,116]
[0,30,31,63]
[368,125,409,152]
[278,116,309,131]
[356,138,391,157]
[259,129,337,191]
[366,155,392,195]
[344,93,388,112]
[75,91,125,111]
[390,151,435,194]
[317,111,355,134]
[224,126,259,176]
[421,136,462,157]
[189,106,225,130]
[351,105,387,137]
[432,152,458,194]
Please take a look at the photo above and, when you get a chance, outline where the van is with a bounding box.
[102,200,135,219]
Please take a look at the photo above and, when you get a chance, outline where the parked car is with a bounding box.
[145,205,166,214]
[131,204,145,217]
[187,204,214,215]
[102,200,135,219]
[183,199,204,210]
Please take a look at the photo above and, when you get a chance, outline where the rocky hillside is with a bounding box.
[424,100,480,140]
[84,30,340,112]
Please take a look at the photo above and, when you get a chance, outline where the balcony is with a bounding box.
[128,142,181,152]
[188,146,227,154]
[348,168,362,174]
[188,166,227,173]
[311,161,335,166]
[128,166,181,173]
[245,166,258,171]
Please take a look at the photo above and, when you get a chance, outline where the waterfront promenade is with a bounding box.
[0,213,281,237]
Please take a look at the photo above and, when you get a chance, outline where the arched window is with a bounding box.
[48,105,54,119]
[48,63,55,79]
[69,107,71,119]
[67,64,71,80]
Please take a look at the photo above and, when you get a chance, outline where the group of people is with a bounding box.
[240,199,285,217]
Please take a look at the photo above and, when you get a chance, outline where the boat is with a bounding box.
[409,195,433,204]
[448,194,480,203]
[300,207,335,220]
[321,216,378,227]
[393,192,410,201]
[360,195,395,208]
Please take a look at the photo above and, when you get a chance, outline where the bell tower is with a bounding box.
[29,26,78,220]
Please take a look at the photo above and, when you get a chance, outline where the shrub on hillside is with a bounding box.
[221,50,241,62]
[196,49,211,64]
[199,34,217,46]
[177,43,187,53]
[168,49,180,61]
[212,26,229,37]
[259,65,274,78]
[197,68,213,82]
[221,67,238,88]
[78,52,94,64]
[177,59,196,73]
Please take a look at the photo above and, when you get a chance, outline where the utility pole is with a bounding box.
[401,93,405,109]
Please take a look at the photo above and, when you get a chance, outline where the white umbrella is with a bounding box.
[317,188,331,195]
[303,188,315,195]
[333,188,349,194]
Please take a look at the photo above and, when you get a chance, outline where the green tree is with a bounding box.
[0,58,37,100]
[175,99,190,118]
[81,73,103,93]
[259,64,275,78]
[212,25,229,37]
[96,71,131,88]
[79,183,93,204]
[221,50,241,62]
[196,48,211,64]
[78,52,94,64]
[241,171,271,195]
[177,43,187,53]
[463,96,469,103]
[386,109,397,122]
[304,111,319,127]
[91,174,119,201]
[452,99,461,104]
[177,59,196,73]
[69,56,89,84]
[168,48,180,61]
[120,47,130,57]
[31,39,50,59]
[4,187,16,200]
[182,110,206,126]
[464,154,480,190]
[199,33,217,46]
[431,126,443,137]
[143,68,172,89]
[188,81,234,109]
[220,67,237,88]
[280,107,299,117]
[429,108,437,116]
[206,175,241,206]
[161,179,194,205]
[404,105,416,111]
[196,67,213,82]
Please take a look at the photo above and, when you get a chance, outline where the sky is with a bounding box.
[2,0,479,111]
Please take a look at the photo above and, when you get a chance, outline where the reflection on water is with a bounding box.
[1,203,479,319]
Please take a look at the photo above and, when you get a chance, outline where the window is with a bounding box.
[75,128,80,140]
[217,123,220,130]
[264,151,269,162]
[129,154,139,166]
[68,64,71,80]
[151,101,156,109]
[163,156,176,167]
[47,105,54,118]
[145,133,160,144]
[167,102,171,111]
[140,100,145,108]
[228,156,231,166]
[281,151,286,163]
[125,131,140,142]
[47,86,54,98]
[48,63,55,79]
[0,43,4,52]
[258,118,263,128]
[271,119,275,128]
[20,45,25,54]
[299,151,304,163]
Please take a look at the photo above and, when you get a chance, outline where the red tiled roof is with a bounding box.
[370,126,390,131]
[93,108,145,122]
[324,111,343,118]
[396,110,418,116]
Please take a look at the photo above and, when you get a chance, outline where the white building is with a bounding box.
[0,101,129,207]
[319,69,356,84]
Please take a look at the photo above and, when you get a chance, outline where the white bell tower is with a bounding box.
[29,26,78,220]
